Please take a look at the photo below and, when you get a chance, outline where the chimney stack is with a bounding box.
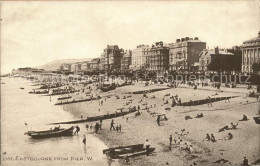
[176,39,180,43]
[181,38,185,42]
[215,47,219,54]
[185,37,189,41]
[194,37,199,40]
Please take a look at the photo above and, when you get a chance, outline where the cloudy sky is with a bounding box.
[1,1,259,74]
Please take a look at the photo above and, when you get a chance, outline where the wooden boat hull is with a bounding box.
[103,144,143,155]
[49,108,137,125]
[100,86,116,92]
[115,148,155,159]
[25,127,74,139]
[58,96,72,100]
[253,117,260,124]
[103,144,155,159]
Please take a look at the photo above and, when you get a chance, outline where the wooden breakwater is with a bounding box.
[55,97,97,105]
[48,109,137,125]
[132,88,170,94]
[178,96,239,106]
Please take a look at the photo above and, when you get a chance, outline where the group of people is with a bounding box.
[110,119,122,132]
[169,134,194,154]
[204,133,216,142]
[219,122,238,132]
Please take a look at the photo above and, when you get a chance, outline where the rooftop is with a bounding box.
[243,31,260,44]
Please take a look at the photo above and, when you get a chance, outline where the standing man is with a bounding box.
[75,125,80,135]
[110,119,115,131]
[169,135,173,145]
[82,135,86,145]
[99,119,102,129]
[143,139,150,156]
[95,123,99,133]
[242,157,249,166]
[157,116,160,126]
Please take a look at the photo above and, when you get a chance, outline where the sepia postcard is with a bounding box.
[1,1,260,166]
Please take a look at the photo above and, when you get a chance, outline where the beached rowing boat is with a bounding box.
[100,83,116,92]
[24,126,74,139]
[48,108,137,125]
[103,144,155,159]
[253,117,260,124]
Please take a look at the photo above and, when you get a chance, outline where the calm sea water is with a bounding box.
[1,77,114,166]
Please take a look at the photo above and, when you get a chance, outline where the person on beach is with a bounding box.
[110,119,115,131]
[119,125,121,132]
[207,96,213,107]
[211,134,216,142]
[173,137,178,144]
[242,157,249,166]
[230,122,238,129]
[82,135,86,145]
[100,120,102,129]
[219,125,229,132]
[169,135,172,145]
[157,116,160,126]
[226,133,233,140]
[86,124,89,131]
[75,126,80,135]
[95,123,99,133]
[143,139,150,156]
[240,115,248,121]
[204,133,211,141]
[116,125,119,132]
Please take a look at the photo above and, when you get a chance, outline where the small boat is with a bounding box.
[100,83,116,92]
[253,117,260,124]
[25,126,74,139]
[28,90,49,94]
[20,87,24,89]
[103,144,155,159]
[57,96,72,100]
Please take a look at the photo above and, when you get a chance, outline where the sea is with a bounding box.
[1,77,116,166]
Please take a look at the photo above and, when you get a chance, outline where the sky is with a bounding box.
[1,1,260,74]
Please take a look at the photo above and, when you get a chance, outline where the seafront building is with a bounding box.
[57,33,260,74]
[102,45,122,71]
[81,61,91,71]
[89,58,100,71]
[130,44,150,71]
[241,31,260,74]
[70,63,76,72]
[75,63,82,72]
[199,47,235,72]
[121,50,132,71]
[169,37,206,72]
[148,42,170,71]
